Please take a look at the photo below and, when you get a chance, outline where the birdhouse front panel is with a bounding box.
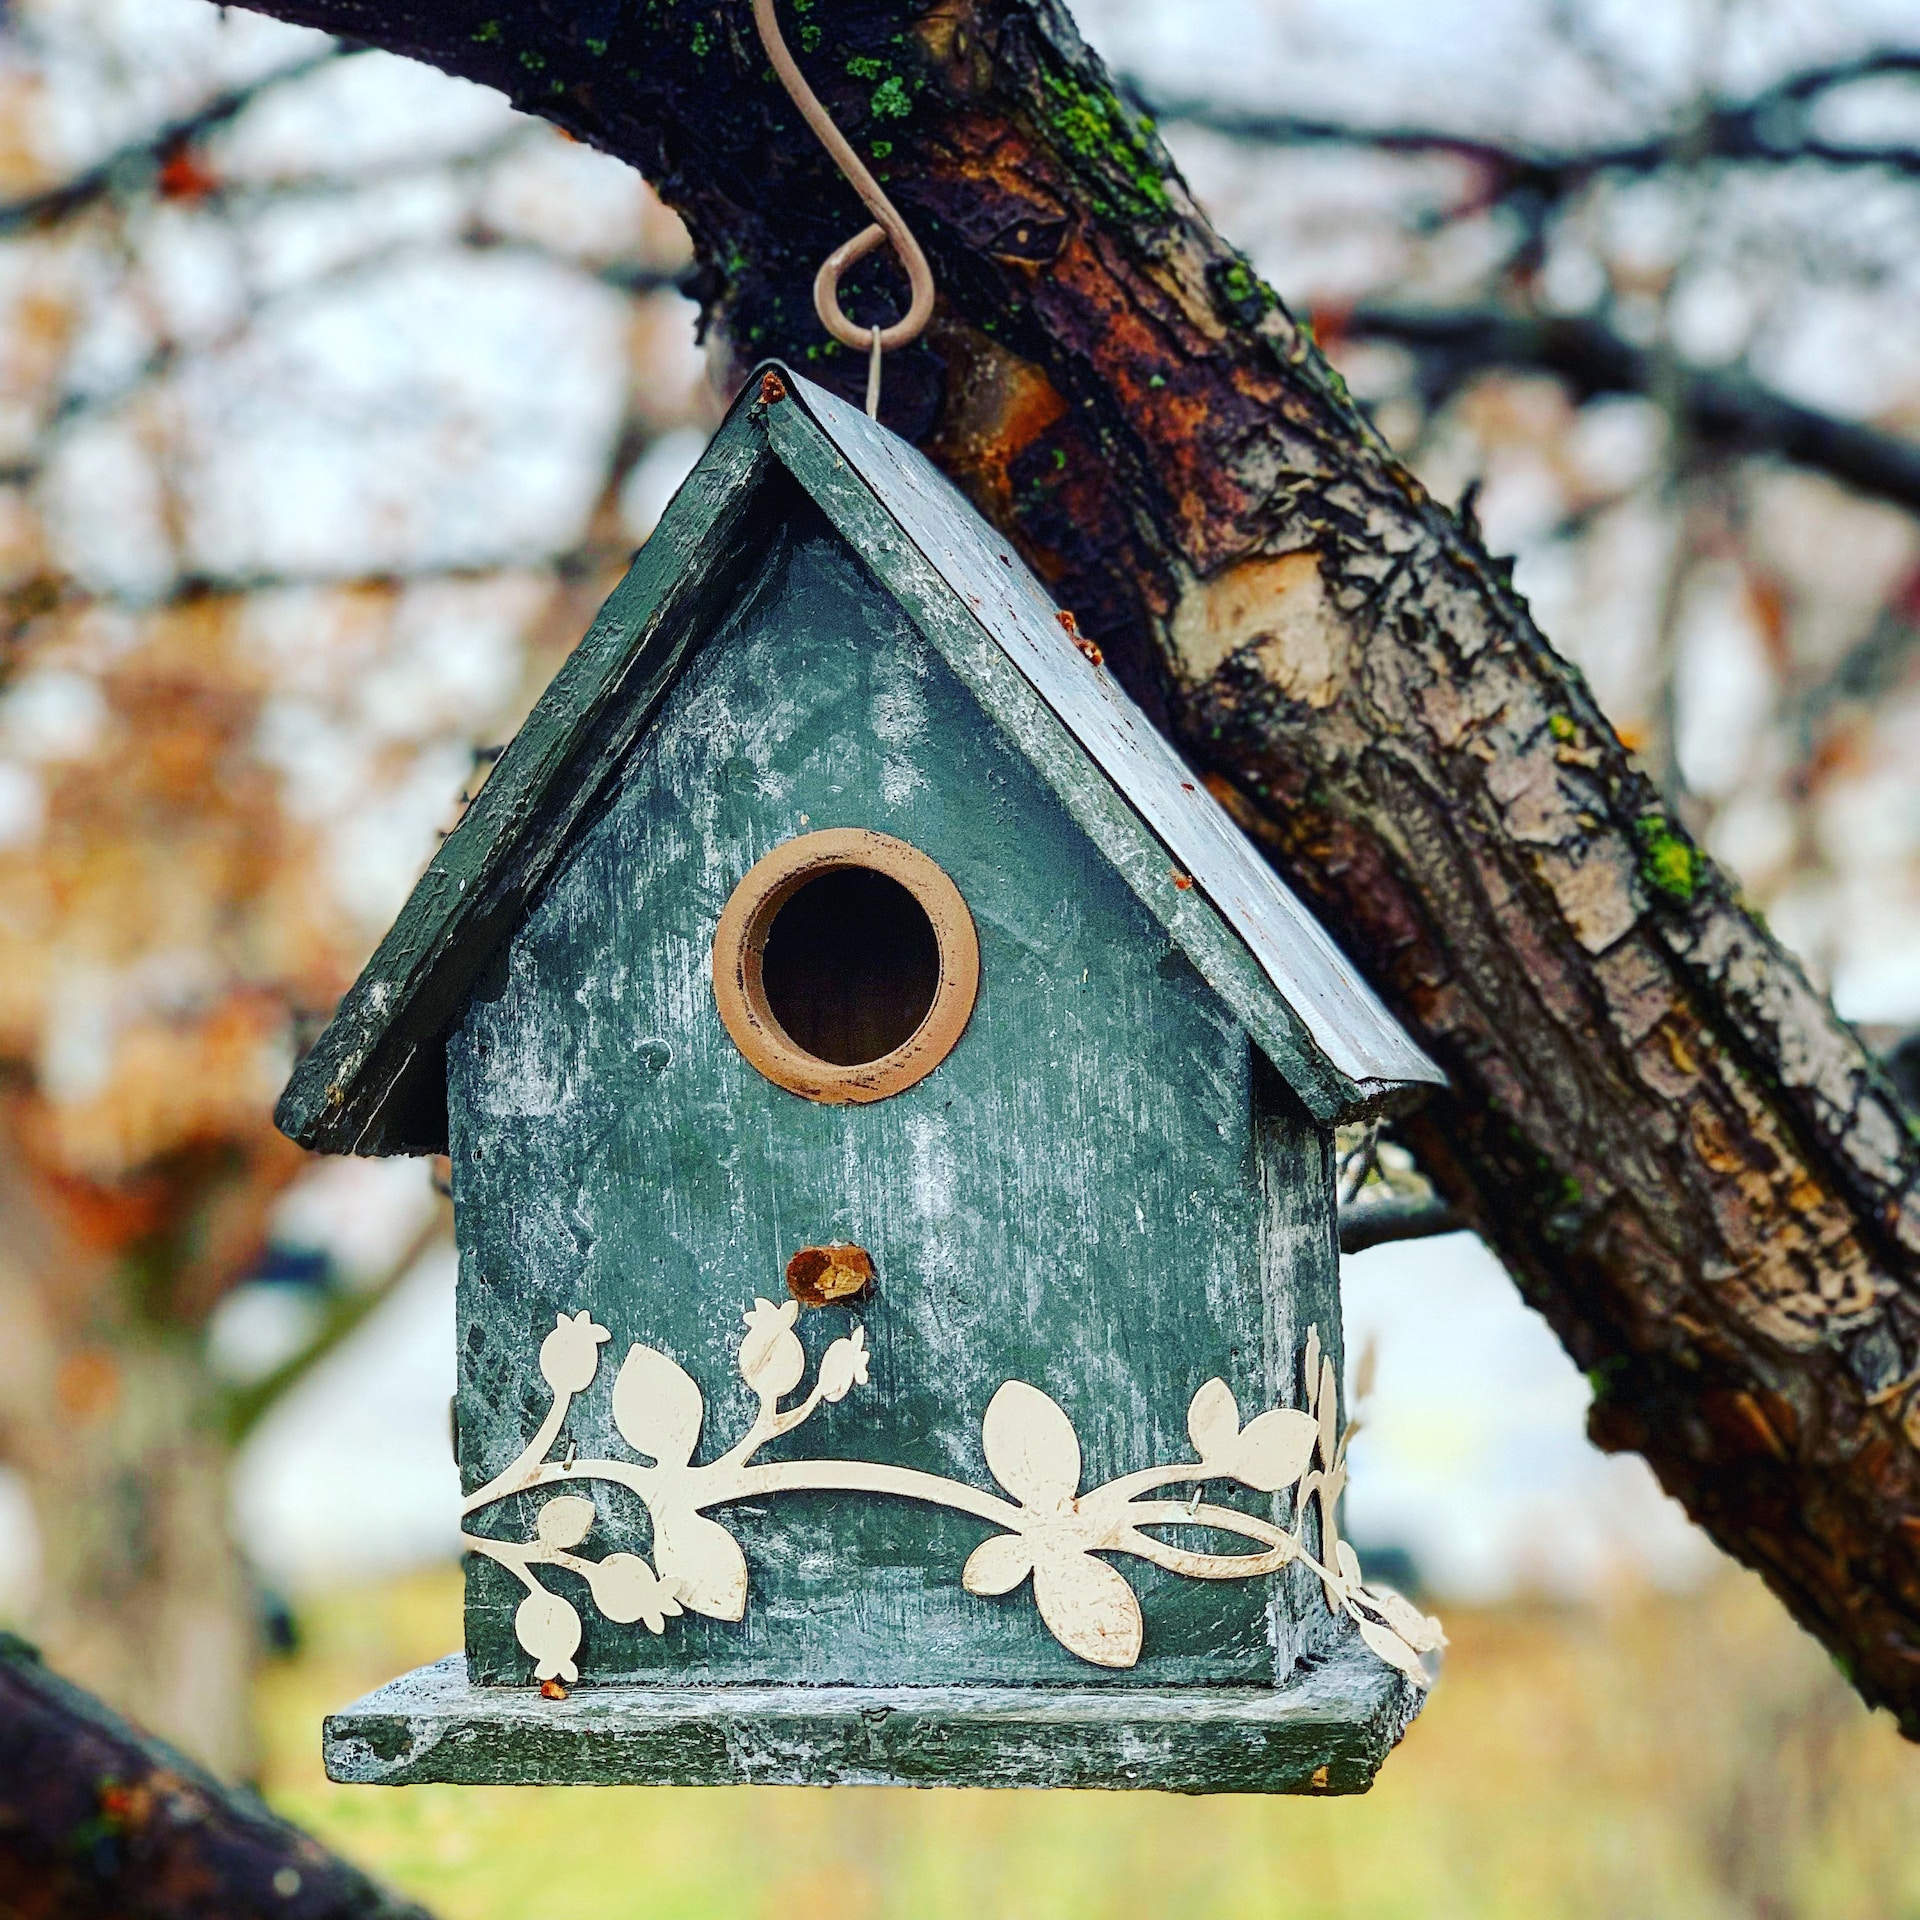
[449,505,1337,1689]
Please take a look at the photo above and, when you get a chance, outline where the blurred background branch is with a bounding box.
[1328,303,1920,514]
[1129,48,1920,177]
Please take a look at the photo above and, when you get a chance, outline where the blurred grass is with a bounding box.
[260,1567,1920,1920]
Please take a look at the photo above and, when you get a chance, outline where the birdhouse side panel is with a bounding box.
[448,512,1325,1688]
[1254,1071,1345,1674]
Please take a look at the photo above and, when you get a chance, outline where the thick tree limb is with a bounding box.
[226,0,1920,1732]
[1345,303,1920,517]
[0,1633,431,1920]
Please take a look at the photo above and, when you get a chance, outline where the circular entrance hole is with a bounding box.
[711,829,980,1104]
[759,866,940,1065]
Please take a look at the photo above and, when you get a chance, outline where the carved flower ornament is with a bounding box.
[462,1297,1442,1687]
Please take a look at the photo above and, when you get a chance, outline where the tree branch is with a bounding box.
[1344,303,1920,516]
[1129,48,1920,182]
[1339,1188,1469,1255]
[0,48,359,238]
[222,0,1920,1737]
[0,1632,432,1920]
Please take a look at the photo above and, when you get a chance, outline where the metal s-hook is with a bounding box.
[750,0,935,416]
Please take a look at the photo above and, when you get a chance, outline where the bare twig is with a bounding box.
[0,47,361,237]
[1129,49,1920,183]
[222,1209,447,1444]
[1339,1189,1470,1255]
[1346,304,1920,516]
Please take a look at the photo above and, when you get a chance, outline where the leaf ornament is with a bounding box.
[1187,1377,1317,1489]
[1357,1581,1447,1655]
[1225,1406,1318,1491]
[652,1505,750,1621]
[1323,1538,1445,1688]
[981,1380,1081,1511]
[1186,1377,1239,1463]
[1355,1615,1432,1685]
[961,1532,1036,1597]
[1316,1356,1341,1475]
[1032,1547,1143,1669]
[612,1342,705,1467]
[1332,1537,1363,1605]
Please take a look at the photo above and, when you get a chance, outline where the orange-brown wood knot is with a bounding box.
[786,1242,876,1305]
[759,370,788,405]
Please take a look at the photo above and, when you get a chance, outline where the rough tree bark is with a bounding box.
[0,1631,432,1920]
[230,0,1920,1730]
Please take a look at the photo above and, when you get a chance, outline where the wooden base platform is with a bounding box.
[323,1643,1420,1793]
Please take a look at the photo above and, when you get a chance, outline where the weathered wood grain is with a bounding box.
[448,512,1323,1689]
[323,1650,1417,1792]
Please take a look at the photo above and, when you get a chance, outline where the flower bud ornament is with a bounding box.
[738,1296,805,1400]
[817,1326,870,1403]
[515,1588,582,1682]
[540,1310,610,1396]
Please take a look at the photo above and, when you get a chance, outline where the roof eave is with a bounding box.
[276,399,787,1154]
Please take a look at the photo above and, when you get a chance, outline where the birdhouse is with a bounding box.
[282,365,1447,1794]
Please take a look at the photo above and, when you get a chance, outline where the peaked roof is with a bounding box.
[277,365,1442,1156]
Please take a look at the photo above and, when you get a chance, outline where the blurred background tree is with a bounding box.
[0,0,1913,1798]
[0,4,718,1774]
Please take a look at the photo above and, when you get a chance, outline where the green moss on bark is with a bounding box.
[1036,68,1169,218]
[1635,813,1702,904]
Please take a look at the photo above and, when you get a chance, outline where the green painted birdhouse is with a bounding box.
[281,365,1447,1793]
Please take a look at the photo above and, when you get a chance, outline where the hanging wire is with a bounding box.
[750,0,935,417]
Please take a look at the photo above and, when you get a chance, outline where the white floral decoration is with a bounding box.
[461,1301,1444,1684]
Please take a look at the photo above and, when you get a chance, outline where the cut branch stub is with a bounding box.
[786,1241,875,1304]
